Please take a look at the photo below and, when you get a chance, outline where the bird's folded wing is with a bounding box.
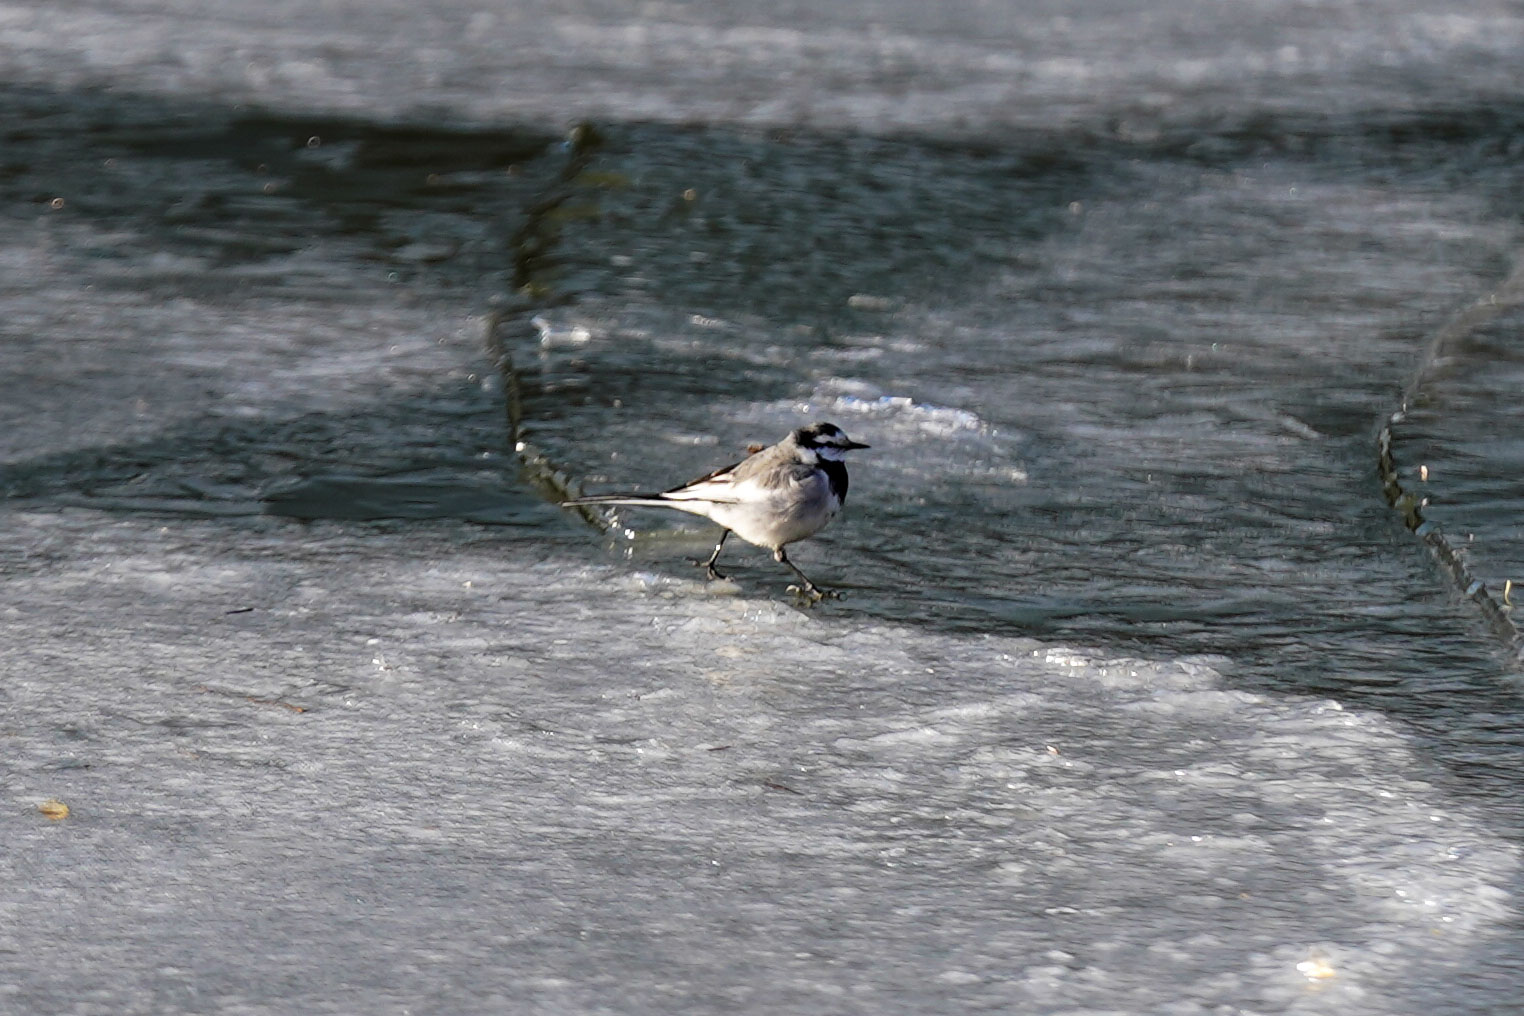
[656,459,750,504]
[664,459,743,493]
[658,475,742,504]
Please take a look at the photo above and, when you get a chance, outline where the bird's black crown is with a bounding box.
[794,422,869,450]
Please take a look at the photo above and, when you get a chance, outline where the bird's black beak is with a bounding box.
[844,440,871,450]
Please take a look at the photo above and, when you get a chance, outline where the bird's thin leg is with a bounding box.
[694,529,731,580]
[775,547,836,601]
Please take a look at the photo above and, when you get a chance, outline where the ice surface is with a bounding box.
[4,0,1524,1012]
[3,0,1524,132]
[505,117,1524,685]
[4,509,1518,1014]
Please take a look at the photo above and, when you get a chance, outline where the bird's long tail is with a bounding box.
[559,492,733,521]
[560,492,680,508]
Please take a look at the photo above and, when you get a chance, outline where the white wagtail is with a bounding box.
[560,421,870,599]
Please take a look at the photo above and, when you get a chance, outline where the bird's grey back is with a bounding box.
[729,435,811,488]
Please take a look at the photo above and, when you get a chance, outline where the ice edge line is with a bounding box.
[1378,258,1524,662]
[485,122,614,532]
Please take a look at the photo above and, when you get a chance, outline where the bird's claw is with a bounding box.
[787,583,839,604]
[688,557,727,581]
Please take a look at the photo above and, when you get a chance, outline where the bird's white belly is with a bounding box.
[708,475,838,550]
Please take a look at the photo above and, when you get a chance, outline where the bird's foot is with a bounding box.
[787,582,839,604]
[688,557,727,581]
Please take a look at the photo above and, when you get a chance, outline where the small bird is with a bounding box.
[560,421,870,599]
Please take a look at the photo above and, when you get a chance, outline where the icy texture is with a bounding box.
[508,121,1524,683]
[2,0,1523,132]
[4,510,1517,1014]
[4,0,1524,1013]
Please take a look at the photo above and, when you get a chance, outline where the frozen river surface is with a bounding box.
[4,2,1524,1013]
